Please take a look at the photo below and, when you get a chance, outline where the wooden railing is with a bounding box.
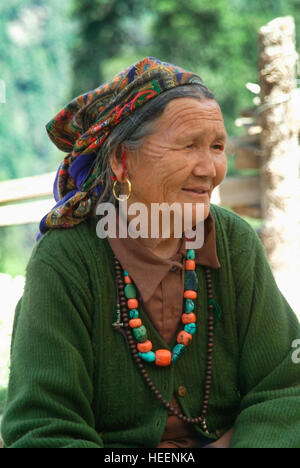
[0,172,56,227]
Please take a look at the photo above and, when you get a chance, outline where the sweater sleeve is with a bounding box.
[229,221,300,448]
[1,252,103,448]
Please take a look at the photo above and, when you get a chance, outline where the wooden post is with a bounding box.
[259,16,300,312]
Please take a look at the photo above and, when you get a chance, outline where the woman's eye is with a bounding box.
[212,144,224,151]
[185,143,195,149]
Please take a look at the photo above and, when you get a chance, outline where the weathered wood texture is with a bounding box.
[259,16,300,278]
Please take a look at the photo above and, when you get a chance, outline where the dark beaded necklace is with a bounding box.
[113,256,215,434]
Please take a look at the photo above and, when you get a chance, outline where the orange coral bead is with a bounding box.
[124,276,132,284]
[137,340,153,353]
[181,313,196,324]
[183,290,197,300]
[127,298,138,309]
[177,330,193,346]
[129,318,142,328]
[185,260,196,270]
[155,349,172,367]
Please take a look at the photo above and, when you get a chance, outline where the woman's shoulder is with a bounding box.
[210,203,261,259]
[210,204,267,285]
[28,217,109,272]
[210,203,259,240]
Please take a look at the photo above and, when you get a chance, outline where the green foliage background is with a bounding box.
[0,0,300,276]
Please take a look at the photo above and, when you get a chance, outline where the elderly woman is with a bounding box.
[2,57,300,449]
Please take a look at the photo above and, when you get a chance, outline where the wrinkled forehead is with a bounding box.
[153,97,226,137]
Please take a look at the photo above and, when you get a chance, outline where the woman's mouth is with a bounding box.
[182,188,210,197]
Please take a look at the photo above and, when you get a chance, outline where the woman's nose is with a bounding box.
[192,150,217,179]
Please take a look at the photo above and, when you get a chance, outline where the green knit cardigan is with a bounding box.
[1,204,300,448]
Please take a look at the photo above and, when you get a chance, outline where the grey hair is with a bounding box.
[94,84,215,207]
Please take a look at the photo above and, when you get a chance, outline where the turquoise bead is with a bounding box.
[185,299,195,313]
[186,249,195,260]
[138,351,156,363]
[171,344,186,362]
[124,284,136,299]
[184,323,196,335]
[129,309,139,319]
[132,325,148,342]
[123,270,129,276]
[184,270,198,291]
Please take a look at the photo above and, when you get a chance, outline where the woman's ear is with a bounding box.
[110,146,123,182]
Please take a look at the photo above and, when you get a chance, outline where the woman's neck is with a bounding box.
[151,237,182,259]
[116,206,183,259]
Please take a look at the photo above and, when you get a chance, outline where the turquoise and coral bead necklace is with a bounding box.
[119,249,198,366]
[113,249,216,431]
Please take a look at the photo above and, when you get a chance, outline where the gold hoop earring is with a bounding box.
[112,178,132,201]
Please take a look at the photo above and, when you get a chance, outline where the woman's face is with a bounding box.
[112,97,227,232]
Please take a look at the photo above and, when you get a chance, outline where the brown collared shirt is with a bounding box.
[108,212,220,447]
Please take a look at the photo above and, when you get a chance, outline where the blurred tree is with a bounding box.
[71,0,150,96]
[0,0,75,181]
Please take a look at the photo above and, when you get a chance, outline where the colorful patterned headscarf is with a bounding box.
[37,57,204,239]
